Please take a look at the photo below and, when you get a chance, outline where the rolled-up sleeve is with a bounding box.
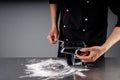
[109,0,120,27]
[49,0,59,4]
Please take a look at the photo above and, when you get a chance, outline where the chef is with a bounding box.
[47,0,120,63]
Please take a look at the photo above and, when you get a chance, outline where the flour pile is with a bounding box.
[20,59,88,80]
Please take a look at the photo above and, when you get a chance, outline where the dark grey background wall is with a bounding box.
[0,1,120,57]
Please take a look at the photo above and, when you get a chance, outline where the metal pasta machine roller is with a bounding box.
[60,41,87,66]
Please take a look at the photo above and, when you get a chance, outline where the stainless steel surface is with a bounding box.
[0,57,120,80]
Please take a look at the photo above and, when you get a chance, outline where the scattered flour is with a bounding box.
[20,58,89,80]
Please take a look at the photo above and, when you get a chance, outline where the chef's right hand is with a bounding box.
[47,27,58,44]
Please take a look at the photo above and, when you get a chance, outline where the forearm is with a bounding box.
[102,27,120,52]
[49,4,58,29]
[48,4,59,44]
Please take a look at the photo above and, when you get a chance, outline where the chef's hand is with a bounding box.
[47,27,58,44]
[76,46,106,62]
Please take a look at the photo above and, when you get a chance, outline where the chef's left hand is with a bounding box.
[76,46,106,62]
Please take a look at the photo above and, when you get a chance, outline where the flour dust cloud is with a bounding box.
[20,58,89,80]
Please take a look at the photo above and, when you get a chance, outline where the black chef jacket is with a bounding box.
[49,0,120,46]
[49,0,120,60]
